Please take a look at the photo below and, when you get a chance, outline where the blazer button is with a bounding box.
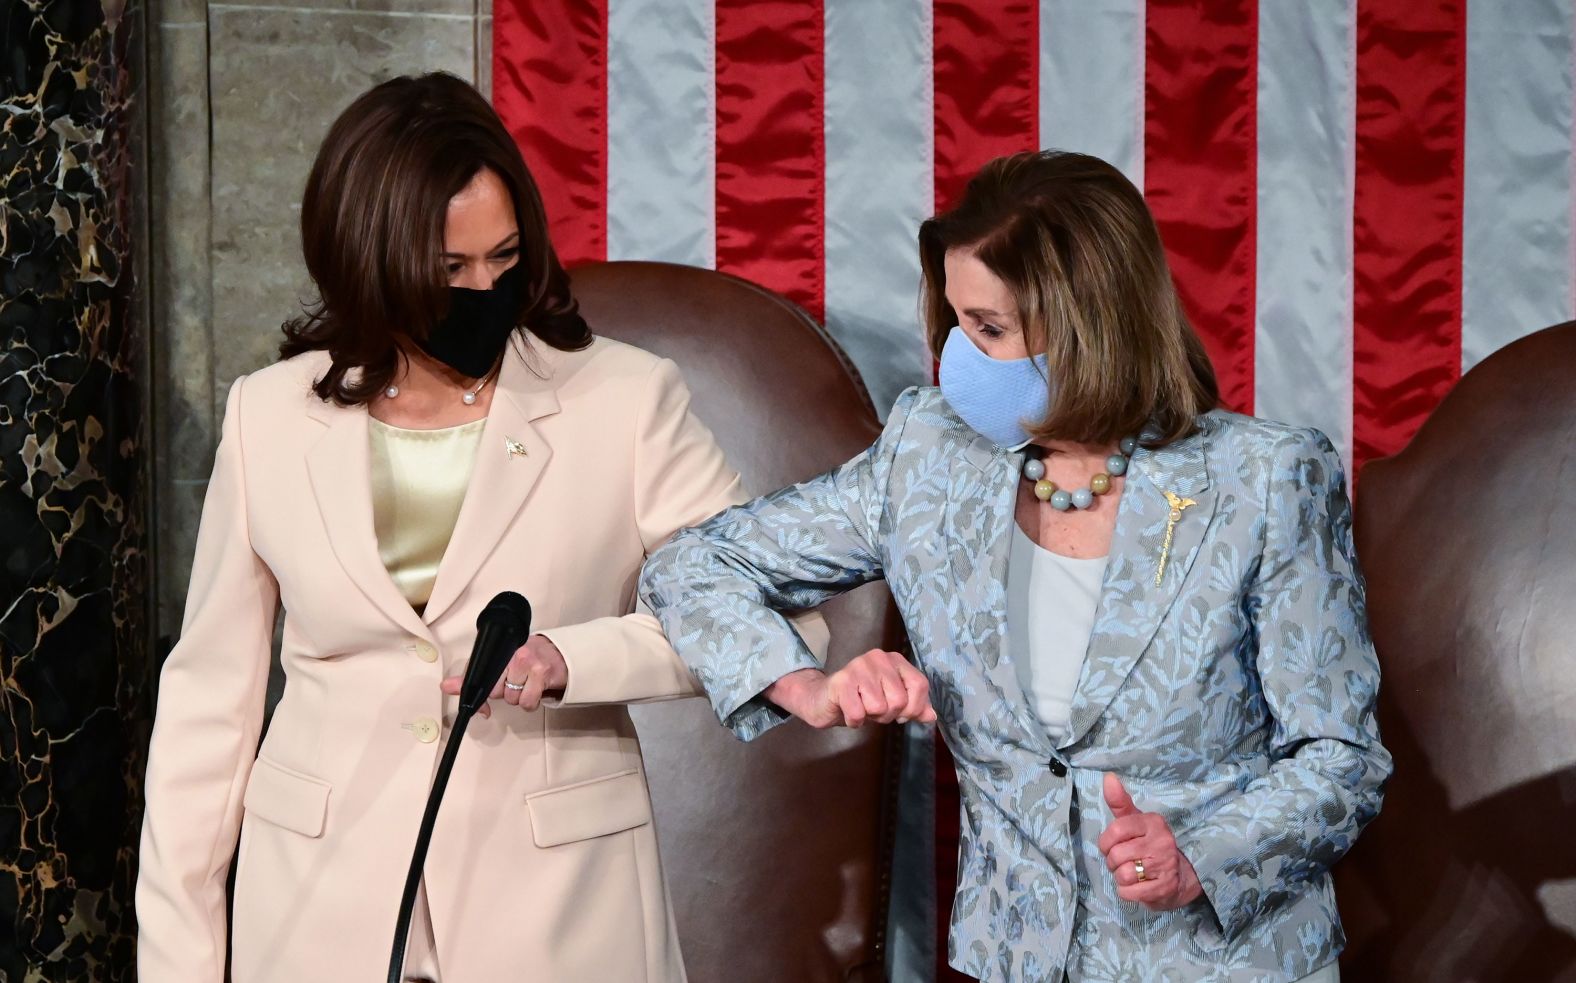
[1048,758,1068,778]
[411,718,440,744]
[414,641,438,663]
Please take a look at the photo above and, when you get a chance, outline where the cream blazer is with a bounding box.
[137,336,751,982]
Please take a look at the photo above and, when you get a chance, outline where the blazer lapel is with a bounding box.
[948,439,1058,754]
[304,400,430,639]
[421,339,559,624]
[1062,425,1218,747]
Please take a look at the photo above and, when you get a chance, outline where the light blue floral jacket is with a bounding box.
[639,388,1391,982]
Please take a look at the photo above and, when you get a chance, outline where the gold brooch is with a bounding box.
[1155,490,1197,586]
[504,436,527,458]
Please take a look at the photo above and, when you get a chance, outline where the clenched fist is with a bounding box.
[764,649,937,729]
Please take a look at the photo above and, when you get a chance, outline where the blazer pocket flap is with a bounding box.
[244,756,331,838]
[526,769,650,848]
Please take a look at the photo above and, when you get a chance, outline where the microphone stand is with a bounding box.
[387,592,529,983]
[387,709,476,983]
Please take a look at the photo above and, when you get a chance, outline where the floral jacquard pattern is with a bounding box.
[640,388,1391,982]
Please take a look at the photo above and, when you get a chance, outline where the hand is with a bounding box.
[440,634,568,718]
[1097,773,1204,911]
[764,650,937,729]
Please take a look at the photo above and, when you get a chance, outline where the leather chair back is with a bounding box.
[571,261,903,983]
[1337,321,1576,979]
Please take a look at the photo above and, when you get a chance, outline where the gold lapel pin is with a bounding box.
[504,436,527,459]
[1155,490,1197,586]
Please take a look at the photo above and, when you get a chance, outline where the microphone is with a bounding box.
[388,591,532,983]
[457,591,533,715]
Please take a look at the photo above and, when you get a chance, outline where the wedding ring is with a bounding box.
[1133,859,1148,882]
[503,680,527,692]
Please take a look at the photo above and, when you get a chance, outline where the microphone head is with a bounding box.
[478,591,532,638]
[456,592,534,716]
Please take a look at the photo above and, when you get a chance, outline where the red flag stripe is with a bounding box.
[1143,0,1259,415]
[932,0,1040,213]
[713,0,826,320]
[931,6,1038,978]
[492,0,609,266]
[1352,0,1466,472]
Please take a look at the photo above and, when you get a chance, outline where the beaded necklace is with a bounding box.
[1023,436,1138,511]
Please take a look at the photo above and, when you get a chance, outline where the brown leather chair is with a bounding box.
[570,261,904,983]
[1337,321,1576,980]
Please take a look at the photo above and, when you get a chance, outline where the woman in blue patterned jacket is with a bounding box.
[639,151,1390,982]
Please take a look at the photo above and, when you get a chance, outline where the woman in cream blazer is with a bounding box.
[137,73,737,982]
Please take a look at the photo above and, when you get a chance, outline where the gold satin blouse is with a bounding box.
[368,416,486,612]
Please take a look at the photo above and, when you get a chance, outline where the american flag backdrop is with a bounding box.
[491,0,1574,975]
[493,0,1576,477]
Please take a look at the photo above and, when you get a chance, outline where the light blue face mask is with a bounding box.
[937,327,1052,450]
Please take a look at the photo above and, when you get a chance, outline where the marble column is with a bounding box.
[150,0,492,633]
[0,0,150,978]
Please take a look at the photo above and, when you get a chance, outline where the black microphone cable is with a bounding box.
[387,591,532,983]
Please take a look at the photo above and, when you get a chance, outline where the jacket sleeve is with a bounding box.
[541,357,761,706]
[1174,428,1393,940]
[136,377,278,981]
[637,388,920,741]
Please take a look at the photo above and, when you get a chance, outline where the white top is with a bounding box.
[1006,524,1108,744]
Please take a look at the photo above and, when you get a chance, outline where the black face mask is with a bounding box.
[419,263,526,379]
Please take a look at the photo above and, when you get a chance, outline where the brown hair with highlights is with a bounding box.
[919,150,1218,446]
[280,72,590,404]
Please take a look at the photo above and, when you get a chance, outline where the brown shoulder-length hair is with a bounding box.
[280,71,590,404]
[919,150,1217,447]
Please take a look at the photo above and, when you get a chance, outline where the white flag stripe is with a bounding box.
[606,0,715,266]
[1038,0,1146,188]
[1462,0,1576,371]
[823,0,935,417]
[824,7,938,975]
[1253,0,1359,471]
